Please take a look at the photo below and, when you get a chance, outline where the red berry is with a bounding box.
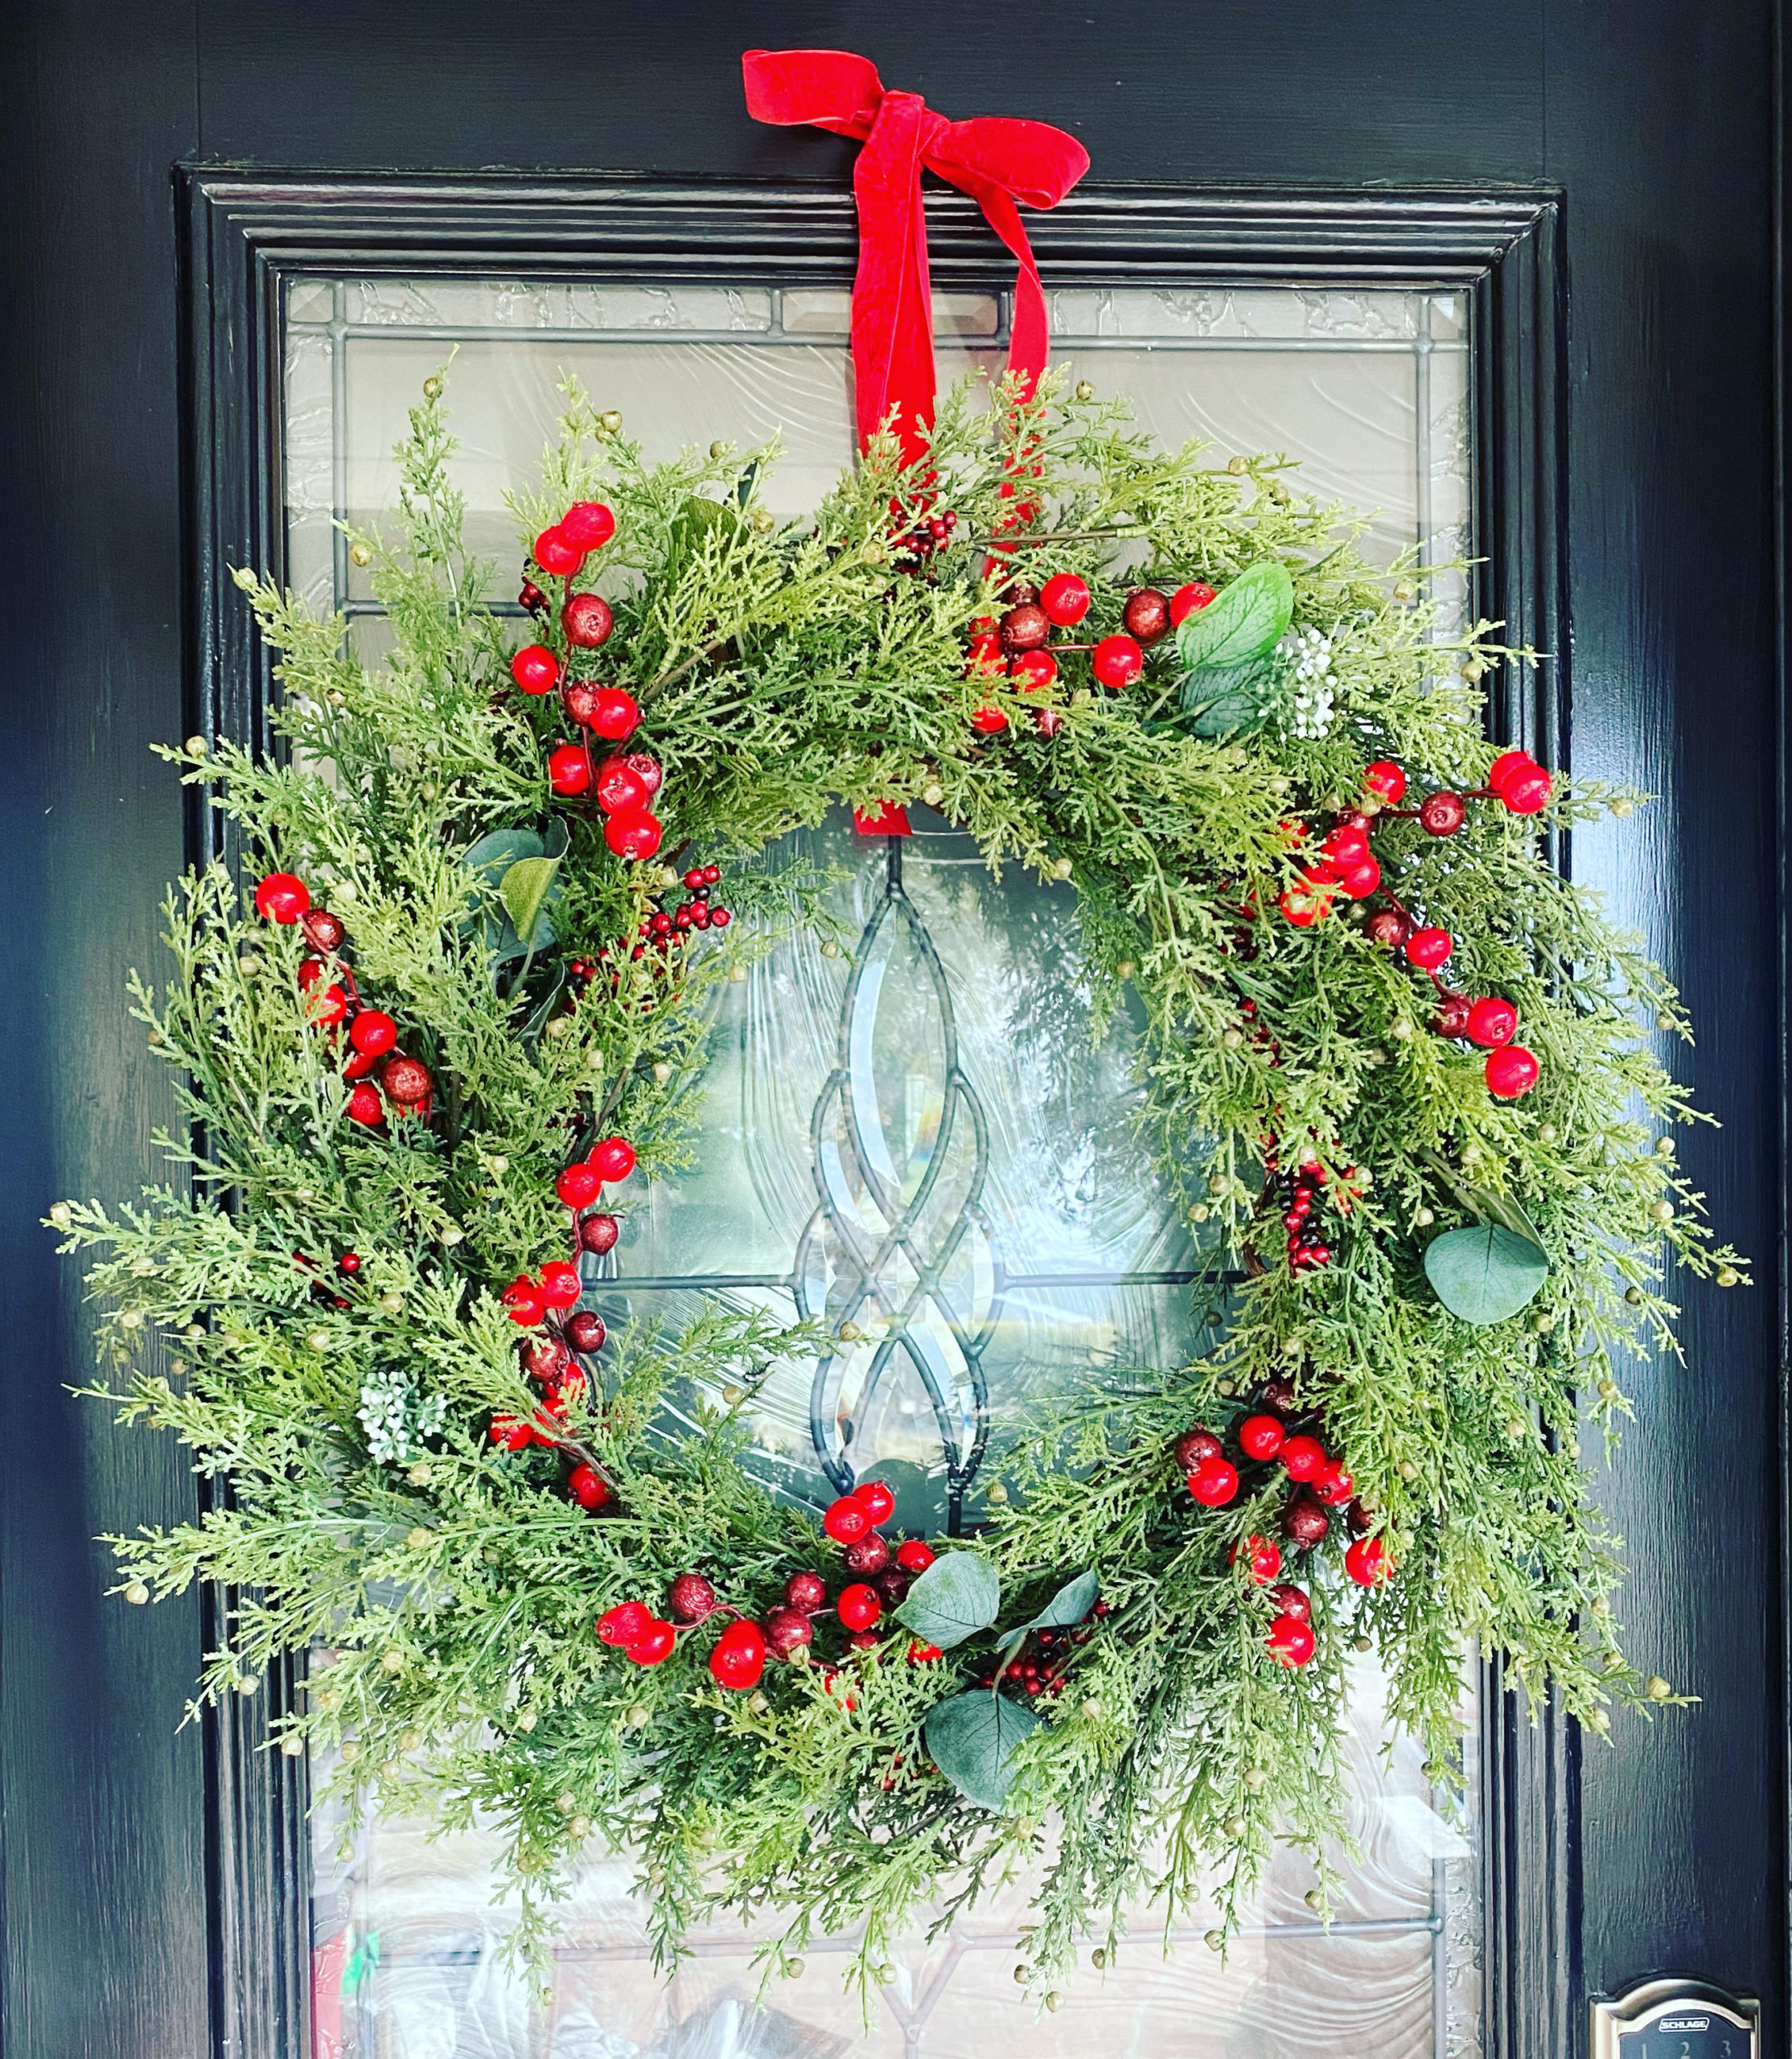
[604,810,663,861]
[1502,765,1552,814]
[501,1278,545,1326]
[622,750,663,797]
[709,907,732,927]
[489,1413,532,1450]
[1174,1428,1222,1471]
[907,1639,944,1663]
[1188,1457,1239,1507]
[1312,1460,1355,1506]
[587,1136,636,1183]
[559,501,616,553]
[565,1310,606,1353]
[578,1211,621,1255]
[765,1605,815,1658]
[594,757,647,816]
[1091,634,1144,689]
[999,602,1050,651]
[557,1163,602,1209]
[965,634,1005,676]
[1487,749,1534,793]
[853,1478,896,1526]
[1321,825,1371,869]
[534,526,582,576]
[1231,1534,1283,1584]
[844,1532,890,1575]
[342,1047,380,1082]
[1486,1045,1539,1098]
[836,1583,882,1631]
[970,705,1009,735]
[1419,791,1466,837]
[539,1260,582,1310]
[1270,1582,1312,1622]
[1267,1613,1317,1667]
[511,643,560,695]
[1345,1536,1394,1586]
[346,1082,384,1125]
[1362,761,1407,805]
[1009,647,1058,692]
[1038,572,1091,625]
[549,744,591,795]
[381,1054,432,1108]
[1404,927,1453,971]
[1338,857,1382,901]
[709,1620,768,1689]
[589,688,640,742]
[598,1601,652,1646]
[1122,587,1171,643]
[1465,997,1518,1047]
[823,1496,872,1545]
[561,592,614,649]
[668,1572,718,1622]
[1279,873,1336,927]
[1238,1413,1286,1461]
[1169,581,1216,624]
[895,1539,935,1574]
[784,1570,828,1614]
[306,980,350,1027]
[627,1619,678,1666]
[1281,1434,1327,1482]
[568,1464,610,1511]
[349,1009,397,1057]
[254,871,310,924]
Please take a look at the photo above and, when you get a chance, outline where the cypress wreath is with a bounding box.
[52,370,1745,1996]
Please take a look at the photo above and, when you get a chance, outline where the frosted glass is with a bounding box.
[284,273,1480,2059]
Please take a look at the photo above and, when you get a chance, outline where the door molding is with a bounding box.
[177,166,1567,2059]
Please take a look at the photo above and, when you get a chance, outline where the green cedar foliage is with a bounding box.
[51,371,1745,1996]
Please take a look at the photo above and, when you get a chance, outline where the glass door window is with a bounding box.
[286,276,1479,2059]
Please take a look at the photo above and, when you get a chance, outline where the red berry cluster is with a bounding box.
[596,1480,938,1691]
[253,871,435,1128]
[960,574,1215,737]
[294,1246,363,1312]
[1276,754,1552,1103]
[1264,1143,1364,1274]
[968,1595,1108,1698]
[886,495,959,569]
[1174,1379,1395,1667]
[590,863,733,999]
[507,501,665,864]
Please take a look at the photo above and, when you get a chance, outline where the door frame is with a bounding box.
[183,166,1586,2059]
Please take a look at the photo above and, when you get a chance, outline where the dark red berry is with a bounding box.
[1122,587,1171,643]
[1269,1582,1312,1623]
[1284,1490,1330,1547]
[784,1571,828,1615]
[565,1310,607,1354]
[843,1532,890,1576]
[668,1573,718,1622]
[1365,909,1412,950]
[578,1211,621,1255]
[1420,791,1466,836]
[999,602,1050,651]
[764,1605,814,1658]
[561,592,614,649]
[1174,1428,1222,1472]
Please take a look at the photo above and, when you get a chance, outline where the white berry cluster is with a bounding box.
[358,1365,448,1465]
[1280,626,1335,738]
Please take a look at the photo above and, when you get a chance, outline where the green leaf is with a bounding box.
[460,828,564,963]
[1424,1223,1550,1325]
[923,1691,1041,1810]
[499,857,560,945]
[1173,561,1293,671]
[1022,1568,1099,1632]
[895,1552,1001,1650]
[1417,1147,1548,1246]
[1181,659,1276,738]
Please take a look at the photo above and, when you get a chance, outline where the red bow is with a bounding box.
[742,48,1089,462]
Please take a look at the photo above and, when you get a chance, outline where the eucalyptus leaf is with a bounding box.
[499,857,561,945]
[923,1691,1041,1810]
[895,1552,1001,1650]
[459,828,561,964]
[1416,1146,1547,1247]
[1173,561,1293,671]
[1424,1223,1550,1325]
[1181,659,1276,739]
[1021,1568,1099,1632]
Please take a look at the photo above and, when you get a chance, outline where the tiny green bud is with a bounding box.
[123,1580,150,1606]
[47,1201,72,1228]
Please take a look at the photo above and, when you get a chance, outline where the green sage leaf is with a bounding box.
[499,857,560,946]
[1022,1568,1099,1632]
[1424,1223,1550,1325]
[923,1691,1041,1810]
[895,1552,1001,1650]
[1173,561,1293,671]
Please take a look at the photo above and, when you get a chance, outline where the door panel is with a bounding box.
[2,7,1781,2057]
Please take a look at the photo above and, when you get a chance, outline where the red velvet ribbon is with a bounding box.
[742,47,1089,463]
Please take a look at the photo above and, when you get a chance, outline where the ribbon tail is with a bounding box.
[852,92,936,461]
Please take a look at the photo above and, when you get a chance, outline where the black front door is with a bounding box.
[2,6,1782,2056]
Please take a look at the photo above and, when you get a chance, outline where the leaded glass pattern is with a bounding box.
[286,275,1481,2059]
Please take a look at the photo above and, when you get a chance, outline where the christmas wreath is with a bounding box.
[53,368,1744,1993]
[51,50,1745,2000]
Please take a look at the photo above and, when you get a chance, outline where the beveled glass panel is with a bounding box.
[284,273,1482,2059]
